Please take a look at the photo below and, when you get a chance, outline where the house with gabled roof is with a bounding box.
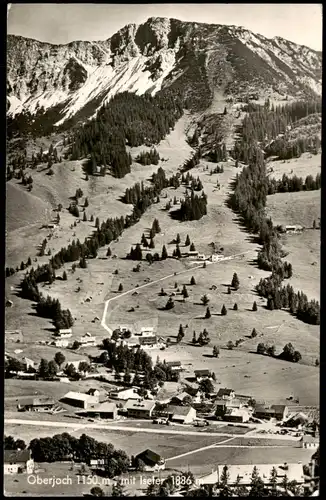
[194,369,212,382]
[166,405,196,424]
[216,388,235,400]
[135,449,165,472]
[4,450,34,474]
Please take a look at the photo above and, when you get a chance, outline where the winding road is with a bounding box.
[101,250,254,336]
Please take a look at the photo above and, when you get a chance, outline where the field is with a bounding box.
[6,112,319,479]
[266,190,320,229]
[166,445,314,476]
[266,190,320,301]
[266,152,321,181]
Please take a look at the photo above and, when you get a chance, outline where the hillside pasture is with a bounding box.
[266,190,320,228]
[266,152,321,181]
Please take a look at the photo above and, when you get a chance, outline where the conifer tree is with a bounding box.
[161,245,168,260]
[205,307,211,319]
[221,304,227,315]
[252,301,258,311]
[190,276,196,285]
[185,234,190,246]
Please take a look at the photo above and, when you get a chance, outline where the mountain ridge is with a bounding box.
[7,17,322,130]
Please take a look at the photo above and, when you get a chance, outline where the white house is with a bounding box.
[109,388,140,401]
[167,405,197,424]
[60,391,99,409]
[210,254,225,262]
[139,327,155,337]
[79,332,96,346]
[53,339,70,348]
[56,329,72,338]
[4,450,34,475]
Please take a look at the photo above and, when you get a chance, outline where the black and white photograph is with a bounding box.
[5,3,321,497]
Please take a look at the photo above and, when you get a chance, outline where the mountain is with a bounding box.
[7,17,322,129]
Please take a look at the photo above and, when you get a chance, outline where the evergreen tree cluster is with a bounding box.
[180,150,201,173]
[177,191,208,221]
[210,164,224,175]
[232,99,321,164]
[135,148,160,165]
[256,277,320,325]
[29,432,130,476]
[205,143,227,162]
[265,134,321,159]
[70,92,183,178]
[268,172,321,194]
[192,328,210,346]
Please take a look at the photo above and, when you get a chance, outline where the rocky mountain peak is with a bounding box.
[7,17,322,130]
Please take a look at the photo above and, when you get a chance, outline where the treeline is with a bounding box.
[29,433,130,477]
[135,148,160,165]
[257,341,302,363]
[268,172,321,194]
[256,276,320,325]
[70,92,183,178]
[229,101,319,326]
[228,149,289,274]
[20,267,74,329]
[232,99,321,164]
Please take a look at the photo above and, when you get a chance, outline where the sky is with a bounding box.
[7,3,323,51]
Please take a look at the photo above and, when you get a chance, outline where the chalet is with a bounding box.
[194,369,212,382]
[52,338,70,348]
[56,329,72,338]
[254,404,288,422]
[139,335,157,347]
[215,398,242,417]
[165,361,183,372]
[135,449,165,472]
[110,388,140,401]
[18,396,56,412]
[285,225,304,233]
[197,254,206,260]
[140,327,155,336]
[6,299,13,308]
[79,332,96,346]
[166,405,196,424]
[87,388,101,397]
[223,408,250,423]
[47,223,57,229]
[284,412,309,428]
[187,250,199,257]
[79,402,117,420]
[301,436,319,449]
[216,388,235,400]
[124,399,156,419]
[197,463,305,487]
[60,391,99,409]
[170,392,192,405]
[4,450,34,475]
[210,254,224,262]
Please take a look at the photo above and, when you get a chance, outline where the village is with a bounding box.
[5,317,319,495]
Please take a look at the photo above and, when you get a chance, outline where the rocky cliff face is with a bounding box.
[7,17,322,127]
